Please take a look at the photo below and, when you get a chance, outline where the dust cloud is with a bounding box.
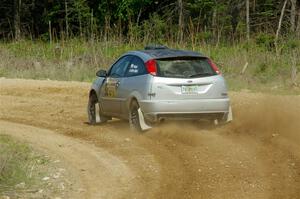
[147,94,300,146]
[228,95,300,142]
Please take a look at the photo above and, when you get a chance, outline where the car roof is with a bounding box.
[124,48,206,62]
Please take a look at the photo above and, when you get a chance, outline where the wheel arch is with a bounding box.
[89,89,97,98]
[127,96,138,109]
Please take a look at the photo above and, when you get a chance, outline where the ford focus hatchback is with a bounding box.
[88,45,232,131]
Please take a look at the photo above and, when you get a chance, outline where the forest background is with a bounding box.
[0,0,299,93]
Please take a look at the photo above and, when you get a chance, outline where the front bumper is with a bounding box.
[139,98,230,122]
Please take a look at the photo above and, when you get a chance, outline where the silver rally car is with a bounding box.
[88,45,232,131]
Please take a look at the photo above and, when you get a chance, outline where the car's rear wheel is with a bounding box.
[129,100,143,132]
[87,93,109,125]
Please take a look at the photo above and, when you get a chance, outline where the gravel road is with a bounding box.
[0,78,299,199]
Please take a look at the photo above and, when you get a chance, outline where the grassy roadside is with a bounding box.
[0,39,299,94]
[0,134,71,198]
[0,134,46,197]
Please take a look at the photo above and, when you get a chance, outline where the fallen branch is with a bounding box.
[241,62,249,75]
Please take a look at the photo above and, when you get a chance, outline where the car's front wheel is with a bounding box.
[87,93,109,125]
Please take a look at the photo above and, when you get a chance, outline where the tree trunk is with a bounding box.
[90,9,94,39]
[79,16,82,38]
[246,0,250,41]
[212,7,217,40]
[297,7,300,37]
[104,16,110,42]
[49,21,52,43]
[290,0,296,32]
[275,0,288,54]
[291,52,297,86]
[137,8,142,25]
[65,0,69,39]
[178,0,184,44]
[13,0,21,40]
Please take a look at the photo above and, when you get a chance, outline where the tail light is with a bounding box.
[145,59,158,76]
[208,58,221,75]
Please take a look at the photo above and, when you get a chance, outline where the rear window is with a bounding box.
[156,58,216,78]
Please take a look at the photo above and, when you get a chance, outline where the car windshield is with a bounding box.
[156,57,216,78]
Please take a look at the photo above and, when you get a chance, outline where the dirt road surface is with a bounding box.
[0,78,300,199]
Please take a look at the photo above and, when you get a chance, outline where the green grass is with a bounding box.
[0,134,48,195]
[0,38,299,94]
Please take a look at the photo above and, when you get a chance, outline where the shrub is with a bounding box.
[255,33,275,51]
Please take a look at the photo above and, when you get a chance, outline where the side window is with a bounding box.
[125,57,147,77]
[109,56,132,78]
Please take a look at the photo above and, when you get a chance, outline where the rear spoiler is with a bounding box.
[155,56,208,60]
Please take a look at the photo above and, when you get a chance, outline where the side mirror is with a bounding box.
[96,69,107,77]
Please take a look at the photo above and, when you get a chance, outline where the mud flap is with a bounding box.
[215,105,233,125]
[226,105,233,122]
[95,103,100,123]
[137,108,152,131]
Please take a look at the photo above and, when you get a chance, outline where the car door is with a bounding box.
[118,56,151,117]
[100,55,132,115]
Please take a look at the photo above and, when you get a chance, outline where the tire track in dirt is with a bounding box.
[0,120,142,199]
[1,78,300,199]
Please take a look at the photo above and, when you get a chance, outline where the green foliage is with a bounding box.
[117,0,152,20]
[254,63,269,77]
[1,0,299,41]
[196,32,213,43]
[73,0,92,26]
[255,33,275,51]
[282,38,300,51]
[141,13,167,43]
[1,38,299,93]
[0,134,60,198]
[0,135,35,188]
[46,0,92,36]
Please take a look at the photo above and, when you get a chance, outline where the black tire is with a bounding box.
[87,93,108,125]
[129,100,142,132]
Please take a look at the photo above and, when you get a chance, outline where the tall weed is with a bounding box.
[0,38,299,93]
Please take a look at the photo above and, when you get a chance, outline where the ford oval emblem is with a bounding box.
[187,80,193,83]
